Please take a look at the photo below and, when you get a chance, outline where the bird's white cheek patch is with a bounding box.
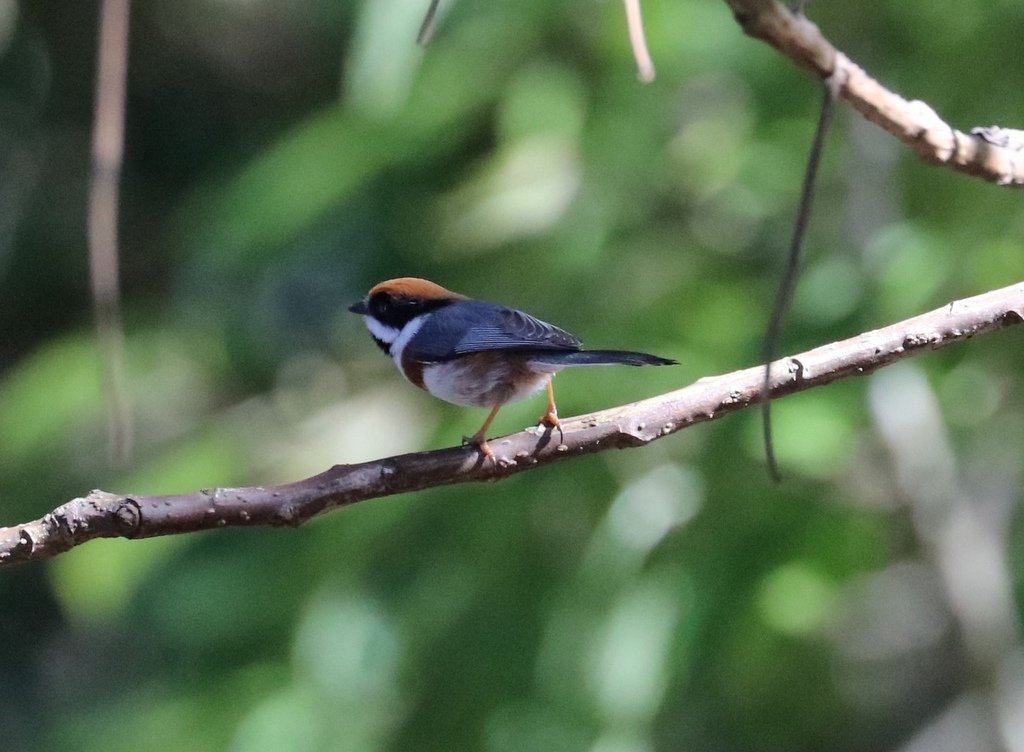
[389,315,426,371]
[364,317,400,346]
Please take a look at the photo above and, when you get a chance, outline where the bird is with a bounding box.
[349,277,676,460]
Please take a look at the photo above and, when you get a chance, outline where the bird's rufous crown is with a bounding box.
[368,277,467,301]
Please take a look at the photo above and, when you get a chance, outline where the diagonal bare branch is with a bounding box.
[2,281,1022,566]
[722,0,1024,186]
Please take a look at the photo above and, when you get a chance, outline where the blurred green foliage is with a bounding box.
[2,0,1023,750]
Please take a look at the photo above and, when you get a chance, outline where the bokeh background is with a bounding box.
[3,0,1024,750]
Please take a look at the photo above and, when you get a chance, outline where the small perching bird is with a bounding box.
[349,277,676,459]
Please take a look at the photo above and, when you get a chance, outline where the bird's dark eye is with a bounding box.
[369,292,414,326]
[369,291,454,326]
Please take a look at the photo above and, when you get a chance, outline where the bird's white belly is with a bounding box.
[421,357,560,408]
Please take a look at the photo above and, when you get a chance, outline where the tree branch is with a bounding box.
[722,0,1024,186]
[2,282,1022,566]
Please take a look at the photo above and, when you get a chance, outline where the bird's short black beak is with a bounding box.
[348,300,369,314]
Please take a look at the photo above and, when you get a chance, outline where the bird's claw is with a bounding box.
[462,433,496,463]
[537,411,564,444]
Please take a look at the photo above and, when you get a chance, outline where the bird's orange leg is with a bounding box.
[464,404,503,461]
[538,377,564,443]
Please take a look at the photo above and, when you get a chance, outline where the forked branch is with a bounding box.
[723,0,1024,186]
[2,282,1022,566]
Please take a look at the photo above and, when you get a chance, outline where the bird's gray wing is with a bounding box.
[404,299,581,362]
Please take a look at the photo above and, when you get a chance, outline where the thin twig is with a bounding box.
[417,0,443,45]
[89,0,132,463]
[3,281,1023,566]
[624,0,656,82]
[761,79,837,481]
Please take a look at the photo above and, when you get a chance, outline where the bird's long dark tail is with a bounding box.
[530,350,677,367]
